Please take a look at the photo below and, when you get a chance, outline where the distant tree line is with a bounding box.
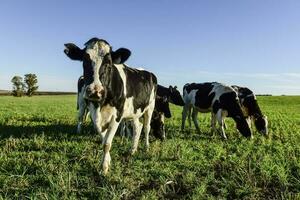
[11,74,39,97]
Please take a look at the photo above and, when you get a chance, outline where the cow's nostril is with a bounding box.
[86,87,92,93]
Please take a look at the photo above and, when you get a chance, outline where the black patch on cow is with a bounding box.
[193,83,215,110]
[124,66,157,113]
[99,64,125,121]
[155,96,171,118]
[82,53,95,86]
[77,76,85,93]
[218,92,241,117]
[183,82,216,110]
[77,76,85,110]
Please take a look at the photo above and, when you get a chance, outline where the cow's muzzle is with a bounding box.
[85,84,105,101]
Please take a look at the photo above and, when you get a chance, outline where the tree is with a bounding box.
[24,73,39,96]
[11,76,25,97]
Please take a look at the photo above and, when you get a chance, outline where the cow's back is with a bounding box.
[183,82,215,110]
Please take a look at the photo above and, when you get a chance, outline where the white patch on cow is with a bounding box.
[114,64,127,95]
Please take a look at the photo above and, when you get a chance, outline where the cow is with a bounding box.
[151,95,171,140]
[181,82,252,139]
[150,85,184,140]
[231,85,268,135]
[64,38,157,174]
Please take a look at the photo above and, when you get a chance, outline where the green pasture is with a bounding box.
[0,95,299,199]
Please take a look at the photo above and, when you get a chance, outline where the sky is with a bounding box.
[0,0,300,95]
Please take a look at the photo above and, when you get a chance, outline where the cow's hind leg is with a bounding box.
[192,109,200,134]
[143,108,154,150]
[131,118,143,155]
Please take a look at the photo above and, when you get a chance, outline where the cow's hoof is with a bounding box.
[130,149,137,155]
[102,164,109,175]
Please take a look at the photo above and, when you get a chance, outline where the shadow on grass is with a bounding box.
[0,123,96,140]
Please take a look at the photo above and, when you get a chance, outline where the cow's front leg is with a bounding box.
[131,118,143,155]
[143,107,155,150]
[102,118,120,175]
[216,109,227,139]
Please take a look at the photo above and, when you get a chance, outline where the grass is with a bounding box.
[0,95,299,199]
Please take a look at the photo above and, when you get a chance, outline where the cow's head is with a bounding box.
[151,96,171,140]
[64,38,131,101]
[169,86,185,106]
[234,115,252,138]
[254,115,268,135]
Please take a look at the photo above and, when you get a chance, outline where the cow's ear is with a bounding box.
[111,48,131,64]
[64,43,84,61]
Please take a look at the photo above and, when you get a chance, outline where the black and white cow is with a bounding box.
[64,38,157,174]
[150,95,171,140]
[157,85,185,106]
[231,85,268,135]
[181,82,252,139]
[151,85,184,140]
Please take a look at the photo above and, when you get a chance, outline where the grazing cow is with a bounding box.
[181,82,252,139]
[64,38,157,174]
[231,85,268,135]
[150,85,184,140]
[151,95,171,140]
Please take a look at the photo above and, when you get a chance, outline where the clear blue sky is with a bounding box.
[0,0,299,95]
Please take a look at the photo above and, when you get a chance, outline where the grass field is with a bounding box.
[0,95,299,199]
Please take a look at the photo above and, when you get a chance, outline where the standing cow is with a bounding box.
[231,85,268,135]
[181,82,252,139]
[64,38,157,174]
